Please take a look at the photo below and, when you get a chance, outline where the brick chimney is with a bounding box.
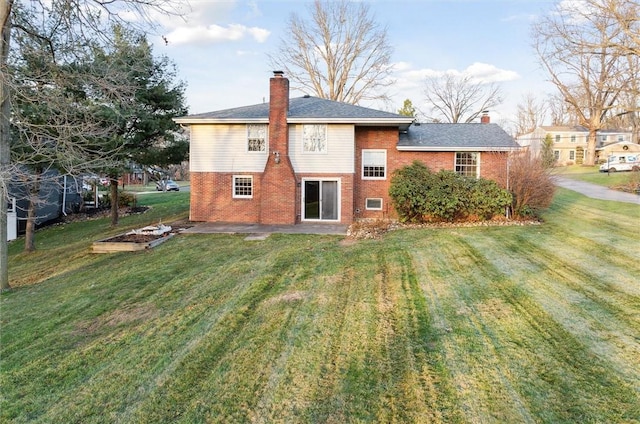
[481,110,490,124]
[260,71,297,224]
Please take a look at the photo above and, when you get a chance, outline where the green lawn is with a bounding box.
[555,165,639,189]
[2,190,639,423]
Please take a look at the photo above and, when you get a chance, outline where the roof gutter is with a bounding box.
[396,146,520,152]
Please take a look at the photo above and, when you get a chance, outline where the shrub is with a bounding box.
[468,178,513,220]
[388,161,433,222]
[508,151,555,218]
[99,191,137,208]
[389,161,512,222]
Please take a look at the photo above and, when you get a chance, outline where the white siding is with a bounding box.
[190,124,268,172]
[289,124,354,173]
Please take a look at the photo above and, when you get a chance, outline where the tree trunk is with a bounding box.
[24,187,38,253]
[110,177,119,226]
[585,129,598,166]
[0,0,14,291]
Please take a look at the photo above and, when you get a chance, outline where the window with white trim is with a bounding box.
[455,152,479,178]
[569,150,575,160]
[247,124,267,152]
[555,134,561,143]
[233,175,253,198]
[362,149,386,179]
[362,149,387,180]
[302,124,327,153]
[554,150,560,160]
[570,135,576,143]
[366,198,383,210]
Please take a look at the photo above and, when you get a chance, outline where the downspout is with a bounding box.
[62,175,68,216]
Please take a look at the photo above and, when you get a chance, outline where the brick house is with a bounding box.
[174,72,519,225]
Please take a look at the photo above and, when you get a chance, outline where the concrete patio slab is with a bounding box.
[181,222,349,236]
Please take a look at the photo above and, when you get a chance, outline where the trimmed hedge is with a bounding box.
[389,161,512,222]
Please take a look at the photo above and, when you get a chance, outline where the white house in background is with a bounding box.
[516,126,634,165]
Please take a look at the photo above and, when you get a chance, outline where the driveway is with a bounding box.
[555,177,640,205]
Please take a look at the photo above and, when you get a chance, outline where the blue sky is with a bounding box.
[150,0,558,129]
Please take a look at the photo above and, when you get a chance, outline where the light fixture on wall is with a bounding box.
[273,151,280,164]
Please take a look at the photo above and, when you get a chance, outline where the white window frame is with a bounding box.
[570,135,576,143]
[366,198,383,210]
[301,178,341,222]
[247,124,267,153]
[454,152,480,178]
[569,150,575,161]
[362,149,387,180]
[555,134,561,143]
[233,175,253,199]
[302,124,327,154]
[554,150,560,160]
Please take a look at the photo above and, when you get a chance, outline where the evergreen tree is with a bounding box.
[541,133,556,169]
[398,99,417,118]
[92,26,188,225]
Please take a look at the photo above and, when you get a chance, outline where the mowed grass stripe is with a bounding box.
[124,236,326,423]
[12,235,284,423]
[452,228,640,422]
[406,232,538,423]
[404,226,639,423]
[459,228,640,390]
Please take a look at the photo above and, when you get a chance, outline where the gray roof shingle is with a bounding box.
[177,96,413,123]
[398,123,519,151]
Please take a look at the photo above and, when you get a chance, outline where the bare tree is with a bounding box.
[268,0,394,105]
[423,73,503,123]
[514,93,547,136]
[0,0,186,290]
[533,1,635,165]
[588,0,640,57]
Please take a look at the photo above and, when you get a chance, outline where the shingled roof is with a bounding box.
[175,96,414,128]
[398,123,519,151]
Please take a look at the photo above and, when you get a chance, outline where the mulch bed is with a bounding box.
[347,218,542,240]
[62,206,150,224]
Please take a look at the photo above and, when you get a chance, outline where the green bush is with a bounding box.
[99,190,137,208]
[389,161,512,222]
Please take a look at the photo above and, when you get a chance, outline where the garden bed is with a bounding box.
[92,224,175,253]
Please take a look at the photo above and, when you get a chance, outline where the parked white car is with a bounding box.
[599,154,640,172]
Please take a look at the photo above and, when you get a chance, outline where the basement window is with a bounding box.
[233,175,253,198]
[366,198,383,210]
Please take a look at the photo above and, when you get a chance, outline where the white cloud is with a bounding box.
[461,62,520,83]
[395,62,520,87]
[165,23,270,45]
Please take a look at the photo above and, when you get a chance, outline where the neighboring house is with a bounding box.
[174,72,519,225]
[596,140,640,160]
[516,126,634,165]
[7,172,83,238]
